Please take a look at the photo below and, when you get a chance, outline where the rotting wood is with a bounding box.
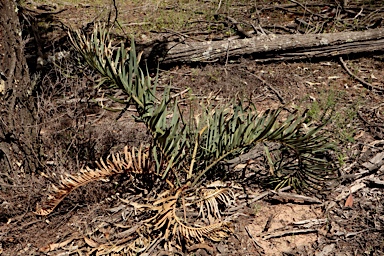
[144,28,384,65]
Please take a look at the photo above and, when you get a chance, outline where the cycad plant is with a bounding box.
[35,24,336,254]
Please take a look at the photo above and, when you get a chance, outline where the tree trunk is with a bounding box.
[0,0,39,180]
[148,28,384,65]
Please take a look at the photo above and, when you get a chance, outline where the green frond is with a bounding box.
[69,23,336,192]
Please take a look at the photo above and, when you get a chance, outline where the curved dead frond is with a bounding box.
[174,206,232,243]
[145,186,233,245]
[95,236,150,255]
[196,187,235,222]
[35,146,152,216]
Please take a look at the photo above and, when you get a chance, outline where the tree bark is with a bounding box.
[0,0,39,179]
[148,28,384,65]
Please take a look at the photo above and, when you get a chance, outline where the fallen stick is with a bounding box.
[262,228,317,240]
[243,69,286,104]
[339,56,384,93]
[271,191,322,204]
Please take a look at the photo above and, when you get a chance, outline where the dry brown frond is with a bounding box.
[197,187,235,222]
[146,185,233,245]
[35,146,152,215]
[174,208,232,243]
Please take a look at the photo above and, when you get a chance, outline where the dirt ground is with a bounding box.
[1,0,383,255]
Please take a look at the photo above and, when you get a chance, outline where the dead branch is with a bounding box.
[145,28,384,66]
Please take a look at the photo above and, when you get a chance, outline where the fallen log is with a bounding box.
[143,28,384,65]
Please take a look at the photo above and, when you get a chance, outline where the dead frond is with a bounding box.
[35,146,152,215]
[198,187,235,222]
[145,185,233,245]
[174,211,232,243]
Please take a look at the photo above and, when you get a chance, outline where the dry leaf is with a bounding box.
[39,237,75,252]
[39,245,51,253]
[84,237,99,248]
[234,163,247,170]
[344,193,353,207]
[354,130,365,140]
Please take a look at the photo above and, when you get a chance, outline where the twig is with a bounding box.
[293,218,327,228]
[357,108,384,127]
[287,0,325,19]
[271,191,322,204]
[112,0,118,24]
[243,70,286,104]
[369,139,384,147]
[226,16,253,38]
[164,28,188,41]
[339,56,384,93]
[259,3,299,11]
[216,0,222,12]
[123,22,151,26]
[248,191,271,204]
[227,187,292,213]
[262,228,317,240]
[170,88,189,99]
[145,237,164,255]
[262,214,276,232]
[353,8,364,19]
[263,25,297,34]
[107,0,118,26]
[346,228,377,238]
[252,3,270,36]
[245,226,265,252]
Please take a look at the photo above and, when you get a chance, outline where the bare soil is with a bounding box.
[1,0,383,255]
